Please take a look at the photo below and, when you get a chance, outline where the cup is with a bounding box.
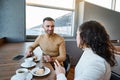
[24,57,33,66]
[16,68,28,80]
[34,52,42,61]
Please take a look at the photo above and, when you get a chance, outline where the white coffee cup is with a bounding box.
[34,53,42,61]
[24,57,33,66]
[16,68,28,80]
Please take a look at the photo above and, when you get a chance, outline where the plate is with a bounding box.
[31,67,50,76]
[21,62,36,68]
[11,72,33,80]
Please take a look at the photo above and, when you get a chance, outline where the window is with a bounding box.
[26,0,75,37]
[85,0,112,9]
[115,0,120,12]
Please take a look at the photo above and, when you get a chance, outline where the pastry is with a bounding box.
[36,66,45,75]
[36,69,44,75]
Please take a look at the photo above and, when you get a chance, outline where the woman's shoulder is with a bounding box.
[83,48,106,63]
[81,49,107,72]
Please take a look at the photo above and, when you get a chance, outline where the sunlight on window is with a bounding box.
[115,0,120,12]
[26,0,74,9]
[26,6,70,29]
[85,0,112,9]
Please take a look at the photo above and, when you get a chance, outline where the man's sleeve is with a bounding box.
[56,39,66,62]
[28,36,40,51]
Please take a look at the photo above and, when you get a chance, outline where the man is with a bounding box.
[26,17,66,65]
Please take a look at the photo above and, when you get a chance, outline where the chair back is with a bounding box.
[63,54,71,73]
[110,72,120,80]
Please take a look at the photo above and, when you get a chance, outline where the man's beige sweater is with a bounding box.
[28,33,66,62]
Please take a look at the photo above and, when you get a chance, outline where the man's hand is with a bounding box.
[54,60,65,75]
[25,50,34,58]
[43,55,53,62]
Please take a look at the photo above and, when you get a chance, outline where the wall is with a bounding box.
[79,1,120,42]
[0,0,25,42]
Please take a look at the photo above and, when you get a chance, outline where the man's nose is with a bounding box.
[49,27,53,30]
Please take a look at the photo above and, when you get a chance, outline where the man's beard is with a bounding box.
[46,30,54,35]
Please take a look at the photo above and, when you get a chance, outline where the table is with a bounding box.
[0,42,56,80]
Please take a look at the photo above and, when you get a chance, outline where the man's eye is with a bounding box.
[46,25,54,27]
[46,25,49,27]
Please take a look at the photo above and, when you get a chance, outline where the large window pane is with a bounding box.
[26,6,73,36]
[85,0,112,9]
[115,0,120,12]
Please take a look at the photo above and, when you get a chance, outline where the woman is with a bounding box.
[54,21,116,80]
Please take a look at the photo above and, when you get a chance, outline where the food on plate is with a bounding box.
[36,66,45,75]
[36,69,44,75]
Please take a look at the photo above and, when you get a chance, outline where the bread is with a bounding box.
[36,66,45,75]
[36,69,44,75]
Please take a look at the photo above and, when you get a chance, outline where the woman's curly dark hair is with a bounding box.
[79,21,116,66]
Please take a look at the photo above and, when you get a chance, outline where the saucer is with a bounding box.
[11,72,33,80]
[31,67,50,76]
[21,62,36,68]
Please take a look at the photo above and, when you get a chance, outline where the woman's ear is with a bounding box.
[79,37,87,48]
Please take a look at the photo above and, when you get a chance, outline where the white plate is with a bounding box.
[31,67,50,76]
[21,62,36,68]
[11,72,33,80]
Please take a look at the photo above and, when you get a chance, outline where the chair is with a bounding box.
[63,54,71,75]
[110,72,120,80]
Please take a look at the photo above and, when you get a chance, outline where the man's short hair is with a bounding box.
[43,17,55,22]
